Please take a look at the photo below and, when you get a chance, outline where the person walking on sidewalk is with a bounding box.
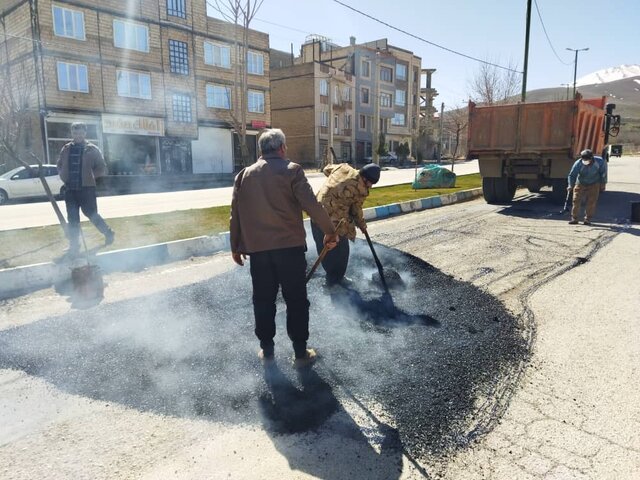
[57,122,114,255]
[567,149,607,225]
[311,163,380,286]
[230,128,338,368]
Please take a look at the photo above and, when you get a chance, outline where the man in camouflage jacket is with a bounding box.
[311,162,380,285]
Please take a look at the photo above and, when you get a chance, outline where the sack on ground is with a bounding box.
[412,165,456,189]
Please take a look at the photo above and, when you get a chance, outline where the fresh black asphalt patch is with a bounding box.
[0,240,528,466]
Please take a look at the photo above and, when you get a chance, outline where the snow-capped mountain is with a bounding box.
[576,64,640,86]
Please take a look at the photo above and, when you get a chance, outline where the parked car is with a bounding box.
[0,164,65,205]
[363,152,398,166]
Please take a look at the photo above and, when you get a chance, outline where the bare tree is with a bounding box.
[469,59,521,105]
[208,0,264,168]
[443,105,469,164]
[0,62,67,228]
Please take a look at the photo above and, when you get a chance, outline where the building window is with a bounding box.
[248,90,264,113]
[391,113,405,126]
[344,113,351,129]
[395,89,406,106]
[172,93,192,122]
[320,79,328,96]
[113,19,149,52]
[342,86,351,101]
[334,114,339,134]
[380,66,393,83]
[396,63,407,81]
[359,114,366,130]
[380,92,392,108]
[247,51,264,75]
[169,40,189,74]
[117,70,151,99]
[206,84,231,109]
[333,86,340,104]
[361,60,370,77]
[57,61,88,92]
[204,42,231,68]
[320,111,328,127]
[52,5,85,40]
[166,0,186,18]
[360,87,369,104]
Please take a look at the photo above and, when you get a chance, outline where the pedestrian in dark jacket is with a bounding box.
[567,149,607,225]
[230,128,338,368]
[57,122,114,255]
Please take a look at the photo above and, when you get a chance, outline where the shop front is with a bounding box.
[101,114,164,176]
[45,114,102,162]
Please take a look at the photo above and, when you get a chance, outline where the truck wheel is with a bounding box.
[551,179,568,204]
[494,177,516,203]
[482,177,498,203]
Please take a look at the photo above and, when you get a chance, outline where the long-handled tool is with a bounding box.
[363,229,391,294]
[71,226,104,301]
[561,187,572,214]
[306,219,344,283]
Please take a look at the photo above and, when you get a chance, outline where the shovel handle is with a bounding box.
[306,245,330,283]
[363,229,390,293]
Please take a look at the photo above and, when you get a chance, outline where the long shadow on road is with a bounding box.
[0,243,527,474]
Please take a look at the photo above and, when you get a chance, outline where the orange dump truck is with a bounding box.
[467,94,619,203]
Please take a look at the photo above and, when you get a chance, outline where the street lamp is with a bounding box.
[566,47,589,99]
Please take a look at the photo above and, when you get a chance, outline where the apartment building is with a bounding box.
[271,61,355,168]
[0,0,271,177]
[297,36,422,163]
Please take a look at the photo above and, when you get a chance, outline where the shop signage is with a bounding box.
[102,114,165,136]
[251,120,267,129]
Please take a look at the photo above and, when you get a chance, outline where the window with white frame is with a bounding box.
[116,70,151,99]
[359,114,366,130]
[344,113,351,129]
[396,63,407,81]
[52,5,85,40]
[204,42,231,68]
[319,79,328,96]
[360,87,369,104]
[248,90,264,113]
[166,0,186,18]
[342,86,350,101]
[334,114,339,134]
[113,19,149,52]
[391,113,405,126]
[320,111,328,127]
[380,66,393,82]
[333,86,340,104]
[380,92,392,108]
[206,84,231,109]
[57,61,88,92]
[395,89,406,106]
[361,59,370,77]
[247,51,264,75]
[172,93,191,122]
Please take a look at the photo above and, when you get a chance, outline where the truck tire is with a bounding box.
[551,179,568,204]
[482,177,498,203]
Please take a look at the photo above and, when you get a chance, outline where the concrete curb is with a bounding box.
[0,188,482,299]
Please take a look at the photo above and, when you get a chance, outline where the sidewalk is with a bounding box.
[0,188,483,300]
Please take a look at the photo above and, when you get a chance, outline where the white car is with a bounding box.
[0,164,65,205]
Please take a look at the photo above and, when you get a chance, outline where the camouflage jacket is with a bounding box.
[316,163,369,240]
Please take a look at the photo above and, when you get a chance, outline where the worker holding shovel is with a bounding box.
[567,149,607,225]
[311,163,381,286]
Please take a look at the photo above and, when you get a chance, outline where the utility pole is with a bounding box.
[372,53,380,165]
[566,47,589,99]
[521,0,532,102]
[438,102,444,163]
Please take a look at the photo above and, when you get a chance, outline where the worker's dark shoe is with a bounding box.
[104,229,115,246]
[294,348,317,369]
[583,220,591,225]
[258,349,275,367]
[568,219,578,225]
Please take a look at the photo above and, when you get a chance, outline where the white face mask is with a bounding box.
[581,159,592,165]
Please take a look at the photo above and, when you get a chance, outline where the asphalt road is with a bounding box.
[0,156,637,479]
[0,160,478,231]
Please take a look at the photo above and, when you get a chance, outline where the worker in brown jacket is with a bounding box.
[311,162,381,286]
[230,128,338,368]
[57,122,114,256]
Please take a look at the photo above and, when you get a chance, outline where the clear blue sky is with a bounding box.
[208,0,639,108]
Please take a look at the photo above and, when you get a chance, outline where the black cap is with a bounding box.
[580,149,593,159]
[359,163,381,184]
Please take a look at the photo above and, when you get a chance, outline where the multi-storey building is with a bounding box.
[271,59,355,168]
[295,36,422,163]
[0,0,270,178]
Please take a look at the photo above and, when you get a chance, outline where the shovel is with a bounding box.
[306,219,344,283]
[363,229,398,294]
[561,188,573,214]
